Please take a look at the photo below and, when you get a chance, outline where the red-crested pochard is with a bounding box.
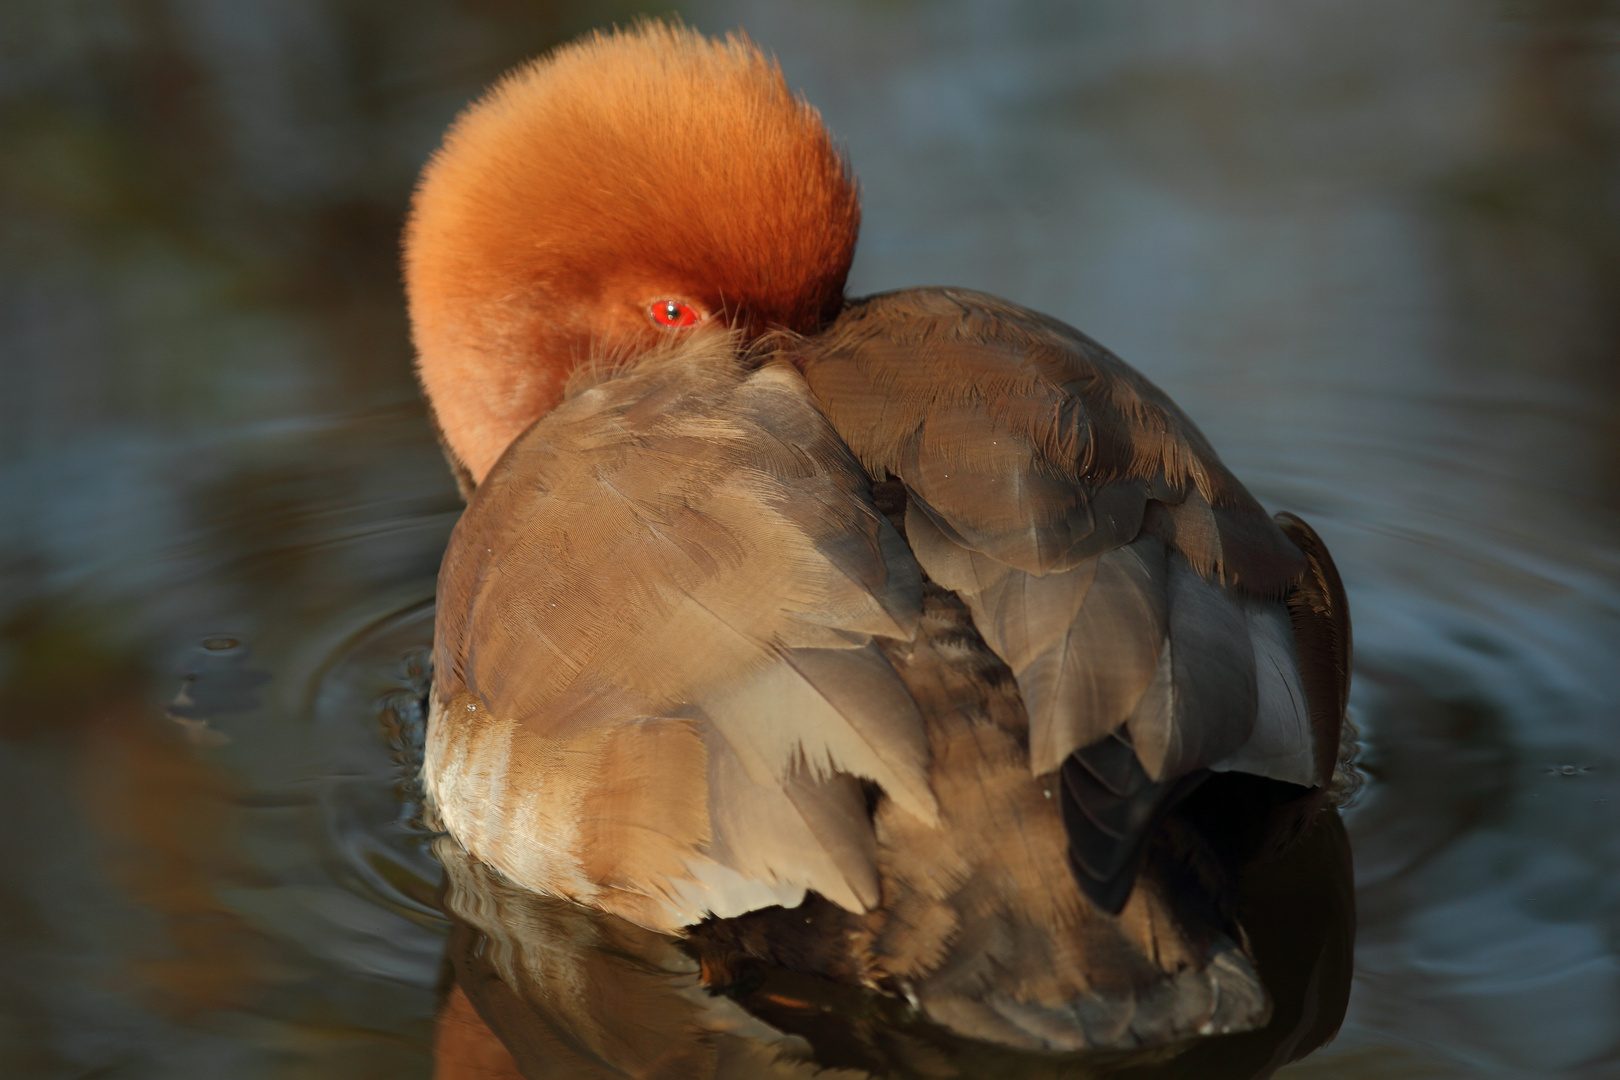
[406,21,1351,1054]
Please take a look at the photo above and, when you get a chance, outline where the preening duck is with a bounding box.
[407,22,1352,1056]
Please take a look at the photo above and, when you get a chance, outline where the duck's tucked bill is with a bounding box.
[407,19,1355,1068]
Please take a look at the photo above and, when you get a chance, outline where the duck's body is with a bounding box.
[409,23,1351,1056]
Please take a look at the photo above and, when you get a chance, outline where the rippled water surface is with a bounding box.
[3,2,1617,1077]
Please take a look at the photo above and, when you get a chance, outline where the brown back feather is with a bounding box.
[796,288,1325,912]
[799,288,1303,593]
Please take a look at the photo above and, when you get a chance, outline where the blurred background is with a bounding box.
[1,1,1617,1077]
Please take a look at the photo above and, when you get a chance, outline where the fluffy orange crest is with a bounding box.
[405,21,862,484]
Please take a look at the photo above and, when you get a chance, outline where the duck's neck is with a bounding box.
[417,317,582,487]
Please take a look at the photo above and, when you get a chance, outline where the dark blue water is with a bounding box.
[3,2,1617,1076]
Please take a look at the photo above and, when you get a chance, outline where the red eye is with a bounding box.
[649,299,701,328]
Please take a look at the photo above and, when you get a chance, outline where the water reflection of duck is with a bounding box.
[405,21,1354,1073]
[431,811,1353,1080]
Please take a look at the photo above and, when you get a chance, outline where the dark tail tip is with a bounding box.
[1058,734,1209,914]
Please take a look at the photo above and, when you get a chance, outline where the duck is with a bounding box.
[406,21,1352,1058]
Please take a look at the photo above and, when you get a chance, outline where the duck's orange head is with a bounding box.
[405,22,861,485]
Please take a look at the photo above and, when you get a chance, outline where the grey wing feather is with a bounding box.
[703,728,880,914]
[695,643,936,825]
[905,505,1173,776]
[1209,603,1316,787]
[1126,553,1258,782]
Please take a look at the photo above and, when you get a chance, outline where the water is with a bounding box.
[2,1,1617,1077]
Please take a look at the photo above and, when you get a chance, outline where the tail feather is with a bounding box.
[1060,732,1210,913]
